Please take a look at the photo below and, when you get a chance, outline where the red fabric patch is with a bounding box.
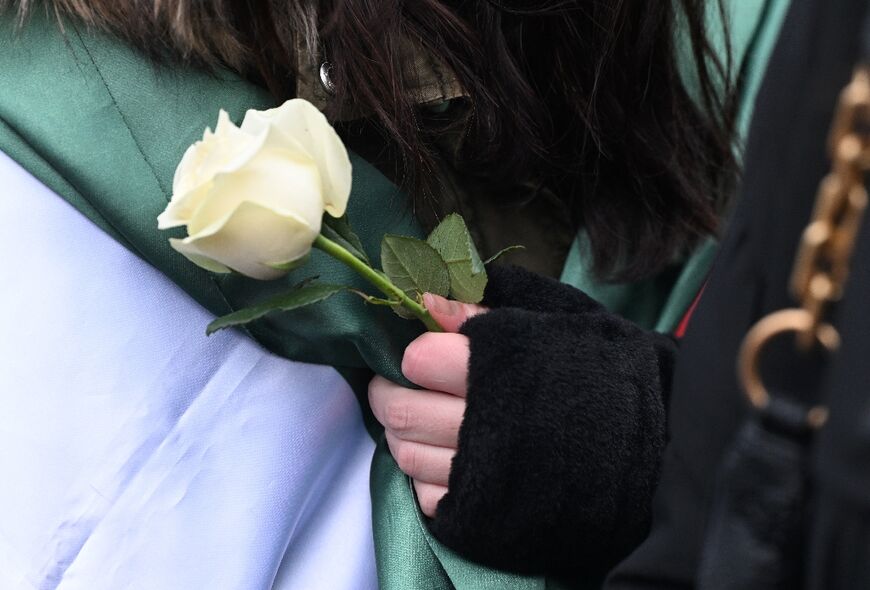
[674,282,707,339]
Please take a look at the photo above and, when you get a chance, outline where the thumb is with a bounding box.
[423,293,488,333]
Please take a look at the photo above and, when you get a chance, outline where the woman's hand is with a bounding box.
[368,293,485,517]
[371,265,675,574]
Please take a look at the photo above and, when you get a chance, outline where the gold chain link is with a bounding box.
[791,66,870,337]
[737,65,870,429]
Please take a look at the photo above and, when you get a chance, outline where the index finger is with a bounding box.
[402,332,470,397]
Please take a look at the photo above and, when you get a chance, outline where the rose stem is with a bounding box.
[313,234,444,332]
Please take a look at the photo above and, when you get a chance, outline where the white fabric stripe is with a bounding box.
[0,150,377,590]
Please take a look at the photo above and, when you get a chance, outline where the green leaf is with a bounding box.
[206,282,347,335]
[427,213,488,303]
[381,235,450,299]
[484,245,525,265]
[321,214,371,265]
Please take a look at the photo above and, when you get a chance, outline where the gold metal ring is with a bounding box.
[737,308,839,429]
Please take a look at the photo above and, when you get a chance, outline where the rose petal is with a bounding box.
[186,150,324,237]
[162,111,269,228]
[175,200,320,280]
[241,99,352,217]
[167,238,232,274]
[173,111,260,195]
[157,183,211,229]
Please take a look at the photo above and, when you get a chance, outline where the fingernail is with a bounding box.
[423,293,457,316]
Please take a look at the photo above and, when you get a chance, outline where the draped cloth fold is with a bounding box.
[0,2,783,587]
[0,11,547,589]
[0,151,379,589]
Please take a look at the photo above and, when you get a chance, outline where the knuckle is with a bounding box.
[402,333,437,381]
[395,442,419,476]
[401,342,423,381]
[383,399,412,434]
[367,376,383,404]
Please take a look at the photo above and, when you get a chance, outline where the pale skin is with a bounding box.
[368,292,486,518]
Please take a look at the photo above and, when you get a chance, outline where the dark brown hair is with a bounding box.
[8,0,737,281]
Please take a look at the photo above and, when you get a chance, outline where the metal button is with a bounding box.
[319,62,336,95]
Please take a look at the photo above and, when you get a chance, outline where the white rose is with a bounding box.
[158,99,352,280]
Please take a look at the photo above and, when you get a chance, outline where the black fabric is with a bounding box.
[428,265,675,576]
[805,485,870,590]
[606,0,869,588]
[806,137,870,588]
[813,154,870,507]
[695,397,814,590]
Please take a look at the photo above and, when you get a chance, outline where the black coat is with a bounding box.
[607,0,870,587]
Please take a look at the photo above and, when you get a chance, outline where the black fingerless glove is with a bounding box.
[428,265,676,575]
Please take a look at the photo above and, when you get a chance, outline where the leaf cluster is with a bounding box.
[207,213,518,334]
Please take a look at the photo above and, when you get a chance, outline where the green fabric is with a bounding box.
[561,0,791,331]
[733,0,794,149]
[0,2,790,588]
[562,236,719,333]
[0,12,542,590]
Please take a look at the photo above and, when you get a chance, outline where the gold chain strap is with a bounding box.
[737,65,870,429]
